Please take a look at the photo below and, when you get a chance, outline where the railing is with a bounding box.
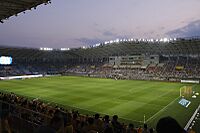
[0,100,51,133]
[184,104,200,130]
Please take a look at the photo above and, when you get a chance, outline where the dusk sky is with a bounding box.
[0,0,200,48]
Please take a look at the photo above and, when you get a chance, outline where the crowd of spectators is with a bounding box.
[1,56,200,82]
[54,56,200,82]
[0,92,198,133]
[111,57,199,81]
[0,65,64,77]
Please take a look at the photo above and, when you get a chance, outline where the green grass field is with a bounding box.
[0,76,200,128]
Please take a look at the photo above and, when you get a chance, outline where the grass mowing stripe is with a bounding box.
[0,76,199,128]
[41,96,144,124]
[146,96,180,123]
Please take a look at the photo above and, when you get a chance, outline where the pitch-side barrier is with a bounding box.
[184,104,200,130]
[181,80,199,84]
[0,74,43,80]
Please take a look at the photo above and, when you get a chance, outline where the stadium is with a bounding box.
[0,1,200,133]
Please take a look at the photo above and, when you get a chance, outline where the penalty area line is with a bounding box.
[146,96,180,123]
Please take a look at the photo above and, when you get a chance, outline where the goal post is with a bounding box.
[180,86,193,98]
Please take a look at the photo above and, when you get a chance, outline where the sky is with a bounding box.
[0,0,200,48]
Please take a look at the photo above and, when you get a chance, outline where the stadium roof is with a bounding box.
[0,0,51,23]
[0,38,200,61]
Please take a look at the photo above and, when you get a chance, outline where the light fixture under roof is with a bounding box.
[61,48,70,51]
[40,47,53,51]
[163,38,169,42]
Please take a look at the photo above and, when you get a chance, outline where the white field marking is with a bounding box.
[114,86,175,108]
[146,96,180,123]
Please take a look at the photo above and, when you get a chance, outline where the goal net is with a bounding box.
[180,86,193,98]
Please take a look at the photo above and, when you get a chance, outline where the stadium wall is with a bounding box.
[0,74,43,80]
[181,80,200,84]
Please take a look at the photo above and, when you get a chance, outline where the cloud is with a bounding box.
[75,35,128,47]
[75,29,129,46]
[75,37,104,45]
[102,30,129,39]
[167,20,200,37]
[102,31,118,37]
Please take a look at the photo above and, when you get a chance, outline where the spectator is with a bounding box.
[103,115,110,128]
[94,113,103,132]
[82,117,98,133]
[138,126,143,133]
[142,123,149,133]
[104,126,114,133]
[72,112,80,133]
[126,123,137,133]
[156,116,187,133]
[111,115,123,133]
[34,113,64,133]
[149,128,154,133]
[0,112,12,133]
[64,113,73,133]
[188,129,196,133]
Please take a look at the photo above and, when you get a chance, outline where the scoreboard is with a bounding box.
[0,56,12,65]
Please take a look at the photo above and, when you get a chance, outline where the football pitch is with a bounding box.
[0,76,200,128]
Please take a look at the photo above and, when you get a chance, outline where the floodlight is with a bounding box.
[96,43,100,47]
[61,48,70,51]
[105,41,109,45]
[163,38,168,42]
[115,39,119,43]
